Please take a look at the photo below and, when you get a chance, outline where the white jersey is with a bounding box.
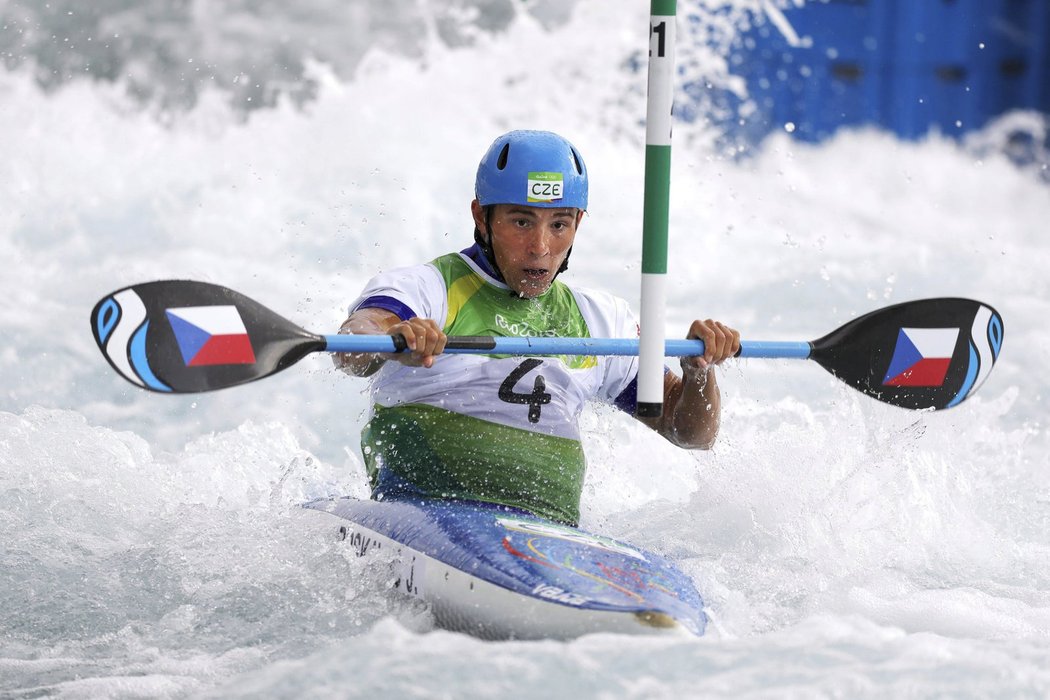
[351,251,639,440]
[349,248,640,524]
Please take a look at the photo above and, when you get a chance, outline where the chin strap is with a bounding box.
[558,246,572,275]
[473,226,505,284]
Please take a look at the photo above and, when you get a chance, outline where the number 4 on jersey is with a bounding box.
[498,359,551,423]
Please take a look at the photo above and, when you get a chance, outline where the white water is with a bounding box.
[2,1,1049,697]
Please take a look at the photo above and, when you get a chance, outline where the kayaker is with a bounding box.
[334,130,740,526]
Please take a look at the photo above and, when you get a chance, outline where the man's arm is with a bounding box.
[637,319,740,450]
[333,307,448,376]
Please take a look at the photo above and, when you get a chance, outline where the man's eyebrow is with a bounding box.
[505,207,575,217]
[504,207,537,216]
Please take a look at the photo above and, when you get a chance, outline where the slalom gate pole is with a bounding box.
[638,0,677,418]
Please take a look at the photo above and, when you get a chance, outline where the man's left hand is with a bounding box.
[681,319,740,374]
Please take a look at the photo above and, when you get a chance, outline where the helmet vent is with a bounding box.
[496,143,510,170]
[571,148,583,175]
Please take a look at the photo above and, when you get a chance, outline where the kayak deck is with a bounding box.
[304,497,706,640]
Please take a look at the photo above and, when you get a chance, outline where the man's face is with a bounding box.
[472,201,583,298]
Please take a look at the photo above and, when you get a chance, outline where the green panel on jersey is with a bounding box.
[431,253,596,369]
[362,402,586,525]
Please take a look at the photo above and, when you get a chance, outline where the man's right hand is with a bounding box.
[334,308,447,376]
[385,317,447,368]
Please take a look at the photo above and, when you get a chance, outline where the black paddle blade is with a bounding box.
[90,280,326,393]
[810,298,1004,410]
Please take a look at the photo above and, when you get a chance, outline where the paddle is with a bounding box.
[90,280,1004,410]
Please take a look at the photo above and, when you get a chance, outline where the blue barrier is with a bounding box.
[722,0,1050,143]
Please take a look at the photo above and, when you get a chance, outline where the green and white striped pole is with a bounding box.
[637,0,676,418]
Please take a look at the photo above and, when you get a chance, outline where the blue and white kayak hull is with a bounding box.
[304,497,705,640]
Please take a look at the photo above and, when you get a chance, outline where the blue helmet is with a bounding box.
[475,130,588,210]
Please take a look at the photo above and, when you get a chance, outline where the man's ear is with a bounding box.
[471,199,487,230]
[575,209,585,229]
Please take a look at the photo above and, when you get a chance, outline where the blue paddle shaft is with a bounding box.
[322,335,811,360]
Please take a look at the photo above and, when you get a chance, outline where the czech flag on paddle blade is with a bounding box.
[882,327,959,387]
[166,306,257,367]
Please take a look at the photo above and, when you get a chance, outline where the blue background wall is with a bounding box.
[725,0,1050,143]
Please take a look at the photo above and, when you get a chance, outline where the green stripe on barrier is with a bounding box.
[641,144,671,274]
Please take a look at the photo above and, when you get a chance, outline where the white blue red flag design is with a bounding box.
[166,306,256,366]
[882,327,959,387]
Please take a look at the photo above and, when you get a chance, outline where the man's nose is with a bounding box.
[526,230,552,256]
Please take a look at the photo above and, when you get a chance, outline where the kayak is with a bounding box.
[303,496,706,640]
